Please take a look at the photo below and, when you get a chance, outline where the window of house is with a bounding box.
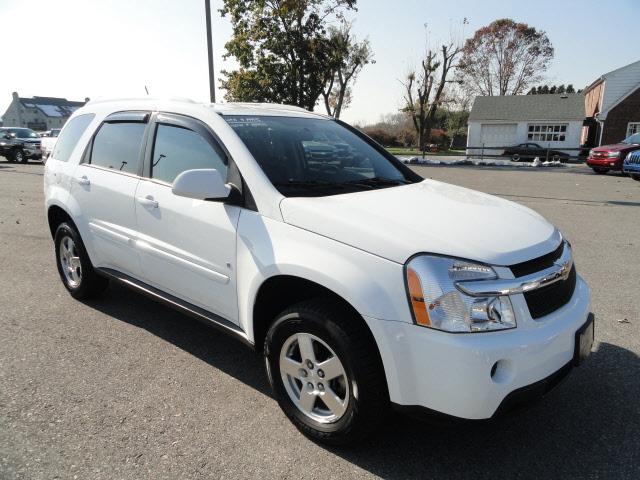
[90,122,146,175]
[151,124,227,184]
[626,122,640,137]
[527,124,567,142]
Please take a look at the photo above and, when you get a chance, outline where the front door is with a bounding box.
[134,114,241,322]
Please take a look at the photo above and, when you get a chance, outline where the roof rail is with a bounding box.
[86,96,197,106]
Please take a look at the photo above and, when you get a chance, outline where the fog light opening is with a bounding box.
[490,359,515,384]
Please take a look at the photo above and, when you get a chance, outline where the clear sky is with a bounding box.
[1,0,638,125]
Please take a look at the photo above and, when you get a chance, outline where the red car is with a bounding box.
[587,132,640,174]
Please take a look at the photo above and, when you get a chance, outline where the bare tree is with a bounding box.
[401,43,461,151]
[456,18,554,96]
[322,24,374,118]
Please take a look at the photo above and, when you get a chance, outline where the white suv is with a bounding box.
[44,98,594,445]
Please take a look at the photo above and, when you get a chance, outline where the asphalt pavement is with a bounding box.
[0,160,638,479]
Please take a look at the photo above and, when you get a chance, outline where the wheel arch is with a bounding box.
[251,275,379,358]
[47,204,77,238]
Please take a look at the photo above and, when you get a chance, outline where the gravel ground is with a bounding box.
[0,161,638,480]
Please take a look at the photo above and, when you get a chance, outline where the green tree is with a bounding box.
[566,84,576,93]
[219,0,356,110]
[457,19,554,96]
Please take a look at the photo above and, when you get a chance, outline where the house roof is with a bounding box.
[19,96,86,118]
[469,94,585,122]
[583,59,640,94]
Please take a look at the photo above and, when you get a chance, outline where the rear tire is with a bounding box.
[264,298,389,446]
[631,173,640,182]
[54,222,108,299]
[592,167,609,175]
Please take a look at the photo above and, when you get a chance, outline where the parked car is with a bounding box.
[586,132,640,174]
[41,128,61,161]
[44,99,593,445]
[0,127,42,162]
[623,150,640,181]
[502,143,569,162]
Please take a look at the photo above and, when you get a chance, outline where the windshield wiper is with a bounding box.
[273,180,349,190]
[340,177,409,189]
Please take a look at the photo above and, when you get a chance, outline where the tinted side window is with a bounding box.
[52,114,95,162]
[90,122,146,175]
[151,124,227,184]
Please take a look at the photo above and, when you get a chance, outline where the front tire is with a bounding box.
[12,149,25,163]
[264,298,388,446]
[511,154,520,162]
[54,222,108,299]
[631,173,640,182]
[592,167,609,175]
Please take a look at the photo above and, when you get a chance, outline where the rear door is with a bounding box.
[70,112,150,278]
[134,113,241,322]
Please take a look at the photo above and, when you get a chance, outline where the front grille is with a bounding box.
[523,265,577,319]
[510,242,564,278]
[627,151,640,164]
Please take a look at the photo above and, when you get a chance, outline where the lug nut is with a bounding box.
[317,383,324,391]
[307,382,314,390]
[317,369,325,378]
[306,360,314,369]
[299,369,308,378]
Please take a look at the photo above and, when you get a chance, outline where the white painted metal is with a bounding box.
[44,98,592,422]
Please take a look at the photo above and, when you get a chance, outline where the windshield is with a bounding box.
[50,129,61,137]
[622,133,640,144]
[223,115,419,197]
[8,128,39,139]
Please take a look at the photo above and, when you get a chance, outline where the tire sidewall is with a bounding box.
[14,149,24,163]
[265,310,363,438]
[54,222,92,297]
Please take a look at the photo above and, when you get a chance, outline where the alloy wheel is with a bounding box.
[59,236,82,288]
[279,332,350,423]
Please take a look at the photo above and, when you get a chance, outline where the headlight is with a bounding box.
[607,151,620,158]
[588,149,594,157]
[0,142,5,146]
[406,255,516,333]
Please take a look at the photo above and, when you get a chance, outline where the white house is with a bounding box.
[1,92,87,131]
[466,94,585,156]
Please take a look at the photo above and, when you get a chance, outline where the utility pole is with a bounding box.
[205,0,216,103]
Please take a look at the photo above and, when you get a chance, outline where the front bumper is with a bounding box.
[623,162,640,174]
[23,146,42,159]
[364,275,592,419]
[587,156,621,169]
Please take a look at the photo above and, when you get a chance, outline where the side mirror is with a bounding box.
[4,133,13,139]
[172,168,231,201]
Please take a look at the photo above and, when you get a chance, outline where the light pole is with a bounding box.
[205,0,216,103]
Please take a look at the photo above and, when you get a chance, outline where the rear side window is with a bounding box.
[151,124,227,184]
[90,122,146,175]
[52,114,95,162]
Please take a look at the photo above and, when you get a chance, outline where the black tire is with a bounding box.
[592,167,609,175]
[54,222,108,299]
[511,154,520,162]
[264,298,389,446]
[631,173,640,182]
[12,149,25,163]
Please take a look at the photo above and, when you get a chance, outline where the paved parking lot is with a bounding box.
[1,161,638,479]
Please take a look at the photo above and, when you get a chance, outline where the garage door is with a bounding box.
[480,124,517,148]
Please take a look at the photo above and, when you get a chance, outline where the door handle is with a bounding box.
[137,195,159,208]
[76,175,90,186]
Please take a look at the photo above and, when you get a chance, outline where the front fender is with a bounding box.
[236,210,411,342]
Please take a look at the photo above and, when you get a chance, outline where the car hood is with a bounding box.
[593,143,637,152]
[279,180,560,265]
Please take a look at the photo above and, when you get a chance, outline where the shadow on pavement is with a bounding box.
[85,283,639,479]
